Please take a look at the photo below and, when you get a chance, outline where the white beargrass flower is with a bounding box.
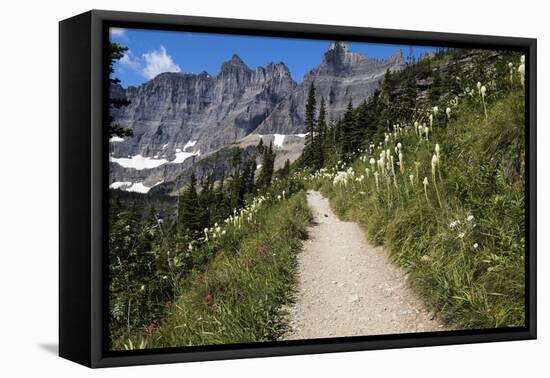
[397,142,402,151]
[377,158,384,174]
[399,152,404,173]
[449,220,460,229]
[429,113,433,129]
[480,85,488,119]
[473,243,479,249]
[374,171,380,191]
[433,106,439,115]
[409,174,414,185]
[521,55,525,64]
[431,154,439,177]
[435,143,441,159]
[424,126,429,141]
[477,81,482,93]
[369,158,376,171]
[365,167,370,178]
[446,107,451,119]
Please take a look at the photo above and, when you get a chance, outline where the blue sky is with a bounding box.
[110,27,438,88]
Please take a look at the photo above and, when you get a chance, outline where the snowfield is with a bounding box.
[173,150,200,163]
[184,140,197,150]
[258,133,308,149]
[110,154,169,170]
[109,179,164,194]
[109,136,125,142]
[110,141,200,170]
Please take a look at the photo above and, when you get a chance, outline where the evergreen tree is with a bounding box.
[257,142,275,189]
[351,100,368,151]
[257,138,265,155]
[429,68,442,103]
[212,173,231,224]
[278,159,291,179]
[230,147,242,174]
[302,82,317,166]
[340,99,356,157]
[178,173,202,236]
[401,71,417,116]
[198,174,215,228]
[108,43,133,138]
[241,159,257,197]
[381,69,394,105]
[333,117,342,153]
[314,96,328,168]
[229,172,243,211]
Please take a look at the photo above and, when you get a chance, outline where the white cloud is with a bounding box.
[119,50,141,71]
[141,46,181,79]
[110,28,127,39]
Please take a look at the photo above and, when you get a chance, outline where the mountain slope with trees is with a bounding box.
[301,47,526,328]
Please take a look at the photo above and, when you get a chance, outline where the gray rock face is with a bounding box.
[112,55,295,158]
[109,42,404,192]
[255,42,404,134]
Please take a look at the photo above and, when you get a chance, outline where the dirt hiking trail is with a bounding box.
[282,190,444,340]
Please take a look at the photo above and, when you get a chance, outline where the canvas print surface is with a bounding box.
[107,27,526,351]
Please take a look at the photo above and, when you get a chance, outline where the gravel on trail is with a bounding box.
[281,190,444,340]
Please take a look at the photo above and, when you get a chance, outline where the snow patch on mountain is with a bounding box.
[173,150,200,164]
[110,154,169,170]
[110,179,164,193]
[109,181,132,189]
[184,140,197,151]
[273,134,286,148]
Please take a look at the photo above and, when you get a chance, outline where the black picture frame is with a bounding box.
[59,9,537,368]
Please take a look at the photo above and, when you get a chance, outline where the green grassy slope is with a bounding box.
[307,87,525,329]
[114,191,312,350]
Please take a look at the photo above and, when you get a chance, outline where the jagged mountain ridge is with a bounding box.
[110,42,405,193]
[112,54,296,158]
[255,41,404,134]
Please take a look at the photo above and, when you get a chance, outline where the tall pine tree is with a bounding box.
[257,142,275,189]
[109,43,133,138]
[313,96,328,169]
[340,99,356,158]
[178,173,202,236]
[302,82,317,166]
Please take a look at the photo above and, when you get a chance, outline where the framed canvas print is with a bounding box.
[59,10,537,368]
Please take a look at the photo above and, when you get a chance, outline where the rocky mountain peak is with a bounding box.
[221,54,249,72]
[321,41,367,74]
[328,41,350,54]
